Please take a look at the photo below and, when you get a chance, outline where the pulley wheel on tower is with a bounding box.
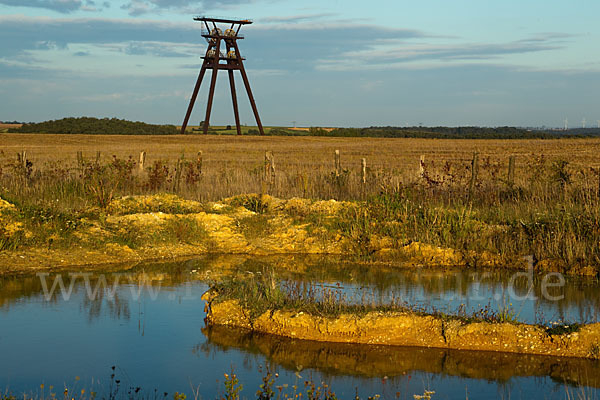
[210,28,222,43]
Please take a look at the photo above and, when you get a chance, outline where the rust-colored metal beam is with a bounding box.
[201,63,243,70]
[181,62,207,134]
[194,17,253,25]
[182,17,263,136]
[203,38,221,134]
[228,69,241,135]
[232,40,264,135]
[225,42,242,135]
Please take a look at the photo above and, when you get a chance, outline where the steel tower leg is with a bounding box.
[232,41,264,135]
[181,63,207,134]
[228,69,242,135]
[203,39,221,135]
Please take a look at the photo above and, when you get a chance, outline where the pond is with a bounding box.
[1,255,599,400]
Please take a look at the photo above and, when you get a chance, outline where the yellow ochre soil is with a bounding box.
[202,294,600,360]
[0,194,341,274]
[0,193,516,276]
[0,193,590,276]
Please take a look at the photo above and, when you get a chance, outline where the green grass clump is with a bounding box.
[229,194,269,214]
[546,323,582,335]
[237,215,274,240]
[161,216,210,245]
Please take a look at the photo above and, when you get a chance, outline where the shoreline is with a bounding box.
[202,293,600,360]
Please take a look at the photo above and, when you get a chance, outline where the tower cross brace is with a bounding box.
[181,17,264,135]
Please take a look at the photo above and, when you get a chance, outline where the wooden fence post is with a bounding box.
[419,155,425,178]
[361,158,367,184]
[508,155,515,187]
[468,152,479,201]
[264,151,269,182]
[302,173,308,198]
[17,150,27,169]
[173,155,183,193]
[95,151,101,164]
[264,151,275,185]
[334,150,341,177]
[139,151,146,172]
[269,152,275,184]
[76,151,84,170]
[197,151,203,175]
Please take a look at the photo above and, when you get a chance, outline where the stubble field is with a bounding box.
[3,133,600,180]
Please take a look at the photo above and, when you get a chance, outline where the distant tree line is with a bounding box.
[544,128,600,136]
[8,117,179,135]
[266,126,600,139]
[8,117,600,138]
[320,126,594,139]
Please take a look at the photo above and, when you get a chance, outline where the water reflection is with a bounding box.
[80,290,131,322]
[2,256,600,399]
[202,324,600,388]
[0,258,209,321]
[1,254,600,325]
[243,258,600,324]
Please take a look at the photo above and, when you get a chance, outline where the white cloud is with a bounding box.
[0,0,109,13]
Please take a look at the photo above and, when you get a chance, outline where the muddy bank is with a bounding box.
[202,293,600,360]
[202,325,600,387]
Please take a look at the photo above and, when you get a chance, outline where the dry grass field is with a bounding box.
[3,132,600,203]
[3,133,600,201]
[3,133,600,173]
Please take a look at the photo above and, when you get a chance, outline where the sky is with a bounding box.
[1,0,599,127]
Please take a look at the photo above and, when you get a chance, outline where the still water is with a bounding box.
[1,255,599,400]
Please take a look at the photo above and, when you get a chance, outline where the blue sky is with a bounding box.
[1,0,599,127]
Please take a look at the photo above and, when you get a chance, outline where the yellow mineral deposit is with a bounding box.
[0,193,594,276]
[202,293,600,360]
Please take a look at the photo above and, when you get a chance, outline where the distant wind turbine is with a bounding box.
[582,118,586,129]
[564,118,568,130]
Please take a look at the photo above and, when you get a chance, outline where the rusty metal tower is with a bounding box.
[181,17,264,135]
